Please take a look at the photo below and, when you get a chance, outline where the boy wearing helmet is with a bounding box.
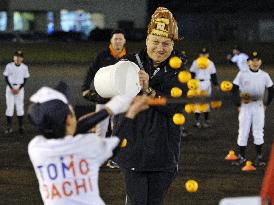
[28,81,149,205]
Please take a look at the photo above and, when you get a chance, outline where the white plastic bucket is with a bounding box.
[94,60,141,98]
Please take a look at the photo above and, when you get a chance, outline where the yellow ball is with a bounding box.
[173,113,185,125]
[197,56,209,69]
[178,71,192,83]
[197,89,207,97]
[220,81,233,92]
[185,104,195,114]
[197,103,209,112]
[169,56,182,69]
[187,79,199,90]
[187,89,197,98]
[120,138,127,148]
[171,87,182,98]
[185,180,198,193]
[210,101,222,109]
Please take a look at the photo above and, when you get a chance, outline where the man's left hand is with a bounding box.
[139,70,149,91]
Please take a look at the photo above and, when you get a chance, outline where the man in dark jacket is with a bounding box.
[82,29,126,138]
[114,7,187,205]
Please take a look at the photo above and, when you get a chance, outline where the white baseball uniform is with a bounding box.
[231,53,249,72]
[233,69,273,146]
[28,133,120,205]
[3,62,30,116]
[190,59,217,112]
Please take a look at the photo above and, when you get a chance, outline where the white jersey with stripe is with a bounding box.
[233,69,273,100]
[3,62,30,84]
[189,59,216,81]
[231,53,249,72]
[28,134,120,205]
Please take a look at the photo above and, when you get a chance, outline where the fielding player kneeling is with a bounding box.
[27,81,149,205]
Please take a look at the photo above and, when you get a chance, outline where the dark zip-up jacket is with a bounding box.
[114,49,187,172]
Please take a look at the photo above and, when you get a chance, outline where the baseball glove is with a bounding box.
[83,90,109,104]
[240,92,251,104]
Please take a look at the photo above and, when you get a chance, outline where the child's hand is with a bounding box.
[126,95,150,119]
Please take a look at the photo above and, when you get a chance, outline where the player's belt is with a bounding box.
[12,84,18,86]
[198,79,208,81]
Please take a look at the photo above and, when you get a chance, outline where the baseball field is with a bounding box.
[0,42,273,205]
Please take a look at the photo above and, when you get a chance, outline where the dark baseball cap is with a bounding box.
[233,45,241,52]
[14,50,24,57]
[199,47,208,54]
[28,81,70,136]
[248,51,261,60]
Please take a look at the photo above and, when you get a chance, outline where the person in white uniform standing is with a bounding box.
[232,51,274,166]
[3,50,30,134]
[28,81,149,205]
[227,45,249,72]
[190,48,219,128]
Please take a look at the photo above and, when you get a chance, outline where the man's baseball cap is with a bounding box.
[199,47,209,54]
[248,51,261,60]
[28,81,70,135]
[14,50,24,58]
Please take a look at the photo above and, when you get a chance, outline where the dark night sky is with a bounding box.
[146,0,274,42]
[147,0,274,15]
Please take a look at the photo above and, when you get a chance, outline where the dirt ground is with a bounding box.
[0,64,273,205]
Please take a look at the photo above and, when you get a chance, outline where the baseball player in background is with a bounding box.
[190,48,218,128]
[81,29,127,139]
[227,45,249,72]
[232,51,274,166]
[28,81,149,205]
[3,50,30,134]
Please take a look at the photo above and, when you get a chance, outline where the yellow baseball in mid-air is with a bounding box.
[173,113,185,125]
[187,79,199,90]
[185,104,195,114]
[220,81,233,92]
[169,56,182,69]
[185,180,198,193]
[178,71,192,83]
[171,87,183,98]
[187,89,197,98]
[197,89,207,97]
[197,56,209,69]
[197,103,209,112]
[210,101,222,109]
[120,138,127,148]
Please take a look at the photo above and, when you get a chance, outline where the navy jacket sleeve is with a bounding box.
[232,84,241,106]
[81,52,110,104]
[266,86,274,106]
[76,109,109,134]
[82,54,103,92]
